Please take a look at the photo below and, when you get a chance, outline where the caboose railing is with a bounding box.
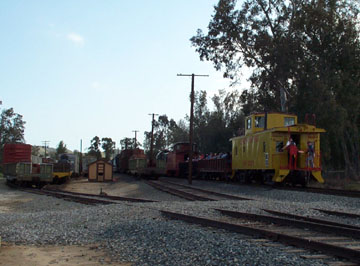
[273,152,321,171]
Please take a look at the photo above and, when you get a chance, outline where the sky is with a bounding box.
[0,0,249,152]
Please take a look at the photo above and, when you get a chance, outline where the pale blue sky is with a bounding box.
[1,0,248,152]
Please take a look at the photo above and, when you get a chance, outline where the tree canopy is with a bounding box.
[101,137,115,160]
[191,0,360,177]
[56,141,67,158]
[0,107,26,164]
[87,136,102,159]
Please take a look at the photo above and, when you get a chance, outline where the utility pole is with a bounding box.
[177,73,208,184]
[132,130,139,149]
[80,139,83,174]
[42,141,50,158]
[148,113,159,167]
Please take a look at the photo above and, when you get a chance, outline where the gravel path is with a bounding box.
[1,177,360,265]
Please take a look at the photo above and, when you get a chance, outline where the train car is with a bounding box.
[81,155,97,176]
[3,143,53,187]
[52,161,72,184]
[166,142,197,177]
[114,148,144,173]
[196,154,231,180]
[231,112,325,186]
[178,153,231,180]
[58,153,79,177]
[128,150,166,179]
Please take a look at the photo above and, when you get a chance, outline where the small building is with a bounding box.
[88,159,113,182]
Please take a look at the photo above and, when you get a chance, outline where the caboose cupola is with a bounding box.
[245,112,298,136]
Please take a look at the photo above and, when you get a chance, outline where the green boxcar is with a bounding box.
[4,162,53,184]
[129,158,147,175]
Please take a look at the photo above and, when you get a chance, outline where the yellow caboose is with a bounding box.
[231,112,325,186]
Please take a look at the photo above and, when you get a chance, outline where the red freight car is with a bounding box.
[3,143,32,163]
[166,142,197,177]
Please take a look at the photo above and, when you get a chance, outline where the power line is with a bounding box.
[177,73,209,185]
[42,141,50,158]
[132,130,139,148]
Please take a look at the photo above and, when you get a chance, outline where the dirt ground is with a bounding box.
[0,243,131,266]
[48,174,142,196]
[0,176,135,265]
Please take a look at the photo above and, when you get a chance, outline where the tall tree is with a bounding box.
[101,137,115,160]
[88,136,101,159]
[56,140,67,158]
[143,115,188,155]
[0,107,26,163]
[191,0,360,177]
[120,137,140,150]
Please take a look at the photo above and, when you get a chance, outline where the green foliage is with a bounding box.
[143,115,188,155]
[120,137,141,150]
[101,137,115,160]
[88,136,102,159]
[191,0,360,177]
[192,90,245,154]
[142,90,244,156]
[0,108,25,146]
[56,141,67,158]
[0,107,26,163]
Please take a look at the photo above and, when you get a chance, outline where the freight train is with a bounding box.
[3,143,53,187]
[115,112,325,187]
[2,144,81,187]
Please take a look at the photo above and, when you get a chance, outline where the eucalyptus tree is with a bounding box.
[191,0,360,177]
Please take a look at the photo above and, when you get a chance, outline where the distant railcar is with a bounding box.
[3,143,53,187]
[166,142,197,177]
[114,148,144,173]
[58,153,79,177]
[128,149,166,179]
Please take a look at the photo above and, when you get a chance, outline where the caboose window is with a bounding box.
[276,141,284,152]
[284,117,295,126]
[246,118,252,129]
[255,116,265,128]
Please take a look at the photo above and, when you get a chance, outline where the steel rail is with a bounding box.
[161,210,360,264]
[262,209,360,230]
[159,180,253,201]
[145,180,213,201]
[8,183,116,205]
[313,208,360,219]
[32,189,116,205]
[216,209,360,239]
[276,186,360,198]
[43,188,156,203]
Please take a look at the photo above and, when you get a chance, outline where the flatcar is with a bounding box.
[231,112,325,186]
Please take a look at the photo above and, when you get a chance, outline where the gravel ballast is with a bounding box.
[1,177,359,265]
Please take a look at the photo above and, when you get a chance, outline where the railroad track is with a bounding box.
[8,182,155,205]
[313,208,360,219]
[161,208,360,264]
[276,186,360,198]
[43,187,156,203]
[145,180,253,201]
